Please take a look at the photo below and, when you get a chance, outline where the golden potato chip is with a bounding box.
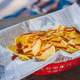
[60,40,67,48]
[36,45,55,61]
[65,45,78,53]
[68,39,75,45]
[18,55,30,61]
[75,45,80,50]
[74,38,80,45]
[32,39,41,56]
[41,42,52,51]
[50,37,61,42]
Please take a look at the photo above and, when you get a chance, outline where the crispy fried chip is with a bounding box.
[32,39,41,56]
[36,45,55,61]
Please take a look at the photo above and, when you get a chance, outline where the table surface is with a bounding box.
[0,14,42,30]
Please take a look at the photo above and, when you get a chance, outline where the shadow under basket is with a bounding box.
[33,57,80,75]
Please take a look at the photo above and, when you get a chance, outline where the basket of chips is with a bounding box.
[0,4,80,80]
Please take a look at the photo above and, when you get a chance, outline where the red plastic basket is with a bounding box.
[33,57,80,75]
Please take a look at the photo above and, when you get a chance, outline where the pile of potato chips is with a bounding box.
[9,26,80,61]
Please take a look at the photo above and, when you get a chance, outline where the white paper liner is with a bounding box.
[0,3,80,80]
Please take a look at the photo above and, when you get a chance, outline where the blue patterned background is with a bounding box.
[0,0,75,19]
